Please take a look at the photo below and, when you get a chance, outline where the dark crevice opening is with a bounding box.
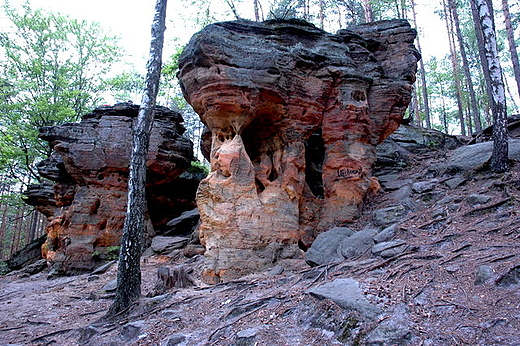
[305,128,325,199]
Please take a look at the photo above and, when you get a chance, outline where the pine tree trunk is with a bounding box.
[443,0,466,136]
[450,0,481,133]
[472,0,509,172]
[254,0,260,21]
[410,0,431,128]
[502,0,520,99]
[108,0,168,317]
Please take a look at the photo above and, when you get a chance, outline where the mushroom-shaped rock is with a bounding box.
[178,19,419,283]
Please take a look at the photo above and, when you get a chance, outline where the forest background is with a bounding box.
[0,0,518,266]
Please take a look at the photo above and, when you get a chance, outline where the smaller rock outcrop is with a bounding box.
[24,103,195,275]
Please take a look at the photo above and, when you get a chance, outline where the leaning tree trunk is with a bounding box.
[501,0,520,99]
[471,0,509,172]
[108,0,168,317]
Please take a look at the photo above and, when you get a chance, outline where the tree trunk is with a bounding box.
[502,0,520,99]
[319,0,325,29]
[450,0,481,133]
[363,0,373,22]
[410,0,431,128]
[472,0,509,172]
[254,0,260,21]
[470,0,494,104]
[108,0,168,317]
[443,0,466,136]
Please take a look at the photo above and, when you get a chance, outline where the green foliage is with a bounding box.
[104,70,144,103]
[188,160,209,175]
[0,2,120,184]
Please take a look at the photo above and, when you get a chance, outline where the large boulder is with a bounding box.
[26,103,195,275]
[178,19,420,282]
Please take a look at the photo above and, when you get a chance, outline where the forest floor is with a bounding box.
[1,144,520,346]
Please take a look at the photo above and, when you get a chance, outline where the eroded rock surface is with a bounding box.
[25,103,194,275]
[178,19,419,282]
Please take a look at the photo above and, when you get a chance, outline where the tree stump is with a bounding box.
[147,266,194,297]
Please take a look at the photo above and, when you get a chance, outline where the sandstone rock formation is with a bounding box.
[24,103,194,275]
[178,19,420,282]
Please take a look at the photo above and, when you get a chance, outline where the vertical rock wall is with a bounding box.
[25,103,194,275]
[178,19,420,283]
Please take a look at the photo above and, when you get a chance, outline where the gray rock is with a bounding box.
[164,335,186,346]
[151,236,189,254]
[381,179,412,191]
[305,227,354,267]
[373,224,396,243]
[164,208,200,236]
[474,265,494,285]
[121,320,146,341]
[340,229,377,259]
[444,177,467,189]
[21,259,47,275]
[411,180,438,194]
[88,274,100,282]
[79,325,101,344]
[467,194,492,206]
[364,304,412,345]
[387,184,413,201]
[235,327,257,345]
[91,260,116,275]
[307,278,381,320]
[101,279,117,292]
[267,265,284,276]
[434,139,520,173]
[373,204,409,228]
[437,195,465,205]
[372,240,407,258]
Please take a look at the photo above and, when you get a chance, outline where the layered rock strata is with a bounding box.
[178,19,419,282]
[25,103,194,274]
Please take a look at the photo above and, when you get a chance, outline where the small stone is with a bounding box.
[88,274,100,282]
[373,224,396,243]
[165,335,186,346]
[474,265,494,285]
[121,320,146,341]
[445,265,459,273]
[372,240,407,258]
[444,177,467,189]
[79,326,101,344]
[235,327,257,346]
[373,204,409,228]
[307,278,381,320]
[467,194,492,206]
[151,236,189,254]
[305,227,354,267]
[101,279,117,292]
[340,229,377,259]
[91,260,116,275]
[411,180,438,194]
[267,265,284,276]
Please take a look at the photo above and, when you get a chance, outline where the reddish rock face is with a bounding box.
[30,103,194,275]
[178,19,419,283]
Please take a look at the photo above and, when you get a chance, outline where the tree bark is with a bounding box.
[410,0,431,128]
[450,0,481,133]
[443,0,466,136]
[108,0,168,317]
[501,0,520,99]
[472,0,509,172]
